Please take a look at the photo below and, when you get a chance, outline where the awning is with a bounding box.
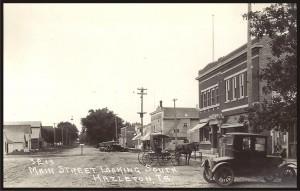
[151,132,169,138]
[132,133,141,141]
[141,132,150,141]
[221,123,244,128]
[187,122,207,133]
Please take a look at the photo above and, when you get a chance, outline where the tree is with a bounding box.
[241,3,297,131]
[57,122,79,146]
[81,108,126,145]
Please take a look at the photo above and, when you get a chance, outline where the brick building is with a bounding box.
[195,36,277,154]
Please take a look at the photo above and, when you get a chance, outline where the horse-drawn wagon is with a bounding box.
[138,133,198,166]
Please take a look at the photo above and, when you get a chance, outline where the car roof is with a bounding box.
[226,132,267,137]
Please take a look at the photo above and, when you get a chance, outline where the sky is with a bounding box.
[4,3,273,130]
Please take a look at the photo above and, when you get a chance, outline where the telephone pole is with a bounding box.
[137,87,147,137]
[173,98,178,147]
[53,123,57,147]
[247,3,254,133]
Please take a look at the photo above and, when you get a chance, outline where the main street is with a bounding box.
[3,145,296,188]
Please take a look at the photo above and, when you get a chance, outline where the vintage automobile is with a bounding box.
[99,141,128,152]
[202,132,296,186]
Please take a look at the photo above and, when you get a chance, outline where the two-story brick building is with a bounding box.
[195,36,275,154]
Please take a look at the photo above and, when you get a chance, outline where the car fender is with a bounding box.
[211,162,231,173]
[201,158,214,168]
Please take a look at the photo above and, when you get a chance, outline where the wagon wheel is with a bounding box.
[158,154,172,166]
[142,153,158,166]
[138,151,145,165]
[171,152,184,166]
[281,166,296,183]
[214,165,235,187]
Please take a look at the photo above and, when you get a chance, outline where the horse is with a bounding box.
[175,142,199,165]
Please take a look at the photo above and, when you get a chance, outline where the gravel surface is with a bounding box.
[3,145,297,188]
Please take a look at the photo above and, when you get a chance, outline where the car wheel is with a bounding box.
[263,174,276,183]
[281,166,296,183]
[214,165,235,187]
[203,167,214,183]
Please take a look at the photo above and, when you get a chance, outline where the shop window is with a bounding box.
[201,126,211,142]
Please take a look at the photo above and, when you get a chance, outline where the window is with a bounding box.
[232,76,237,100]
[207,90,211,106]
[201,93,204,108]
[255,137,266,152]
[215,87,219,103]
[26,141,28,147]
[242,137,251,150]
[211,89,215,105]
[203,92,207,107]
[183,123,188,127]
[174,129,179,133]
[239,73,245,98]
[226,135,233,145]
[225,79,230,102]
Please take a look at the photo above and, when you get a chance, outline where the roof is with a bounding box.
[4,121,42,128]
[161,107,199,119]
[196,37,270,79]
[4,125,31,134]
[3,132,14,144]
[3,127,27,143]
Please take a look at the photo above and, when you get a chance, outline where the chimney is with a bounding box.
[160,101,163,108]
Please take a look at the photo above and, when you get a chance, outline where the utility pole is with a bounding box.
[247,3,254,133]
[173,98,178,147]
[53,123,57,147]
[212,14,215,62]
[115,114,118,142]
[137,87,147,137]
[62,124,64,146]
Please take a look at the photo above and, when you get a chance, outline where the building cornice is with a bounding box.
[195,44,263,81]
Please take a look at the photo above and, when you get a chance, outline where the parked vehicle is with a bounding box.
[202,132,296,187]
[99,141,128,152]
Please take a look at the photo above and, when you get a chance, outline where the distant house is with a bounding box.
[3,121,44,153]
[3,125,32,154]
[119,126,135,148]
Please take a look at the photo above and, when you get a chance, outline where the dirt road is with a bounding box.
[3,145,297,188]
